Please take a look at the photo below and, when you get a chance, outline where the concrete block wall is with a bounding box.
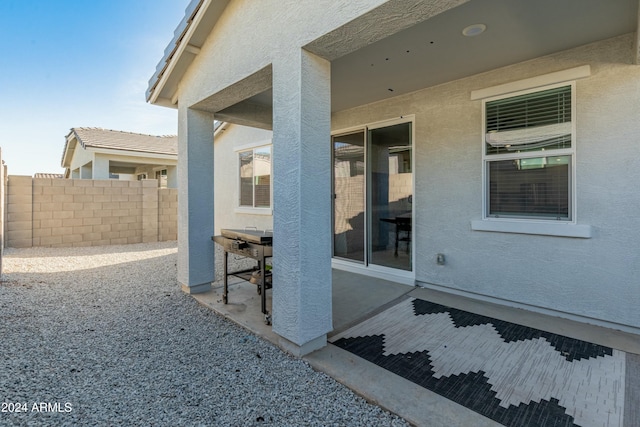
[389,173,412,210]
[5,176,178,248]
[6,176,33,248]
[142,180,159,243]
[0,152,5,273]
[159,188,178,241]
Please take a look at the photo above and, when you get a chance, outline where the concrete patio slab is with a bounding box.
[192,270,640,427]
[331,268,413,332]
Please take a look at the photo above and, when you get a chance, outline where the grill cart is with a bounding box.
[212,228,273,324]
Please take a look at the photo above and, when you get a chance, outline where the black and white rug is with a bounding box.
[330,297,626,427]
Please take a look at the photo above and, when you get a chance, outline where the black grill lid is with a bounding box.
[220,229,273,244]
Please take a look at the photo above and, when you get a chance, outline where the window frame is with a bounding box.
[235,141,273,215]
[154,168,168,188]
[481,81,577,224]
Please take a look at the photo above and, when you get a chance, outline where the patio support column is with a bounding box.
[93,156,109,180]
[177,106,215,294]
[272,49,332,355]
[166,166,178,189]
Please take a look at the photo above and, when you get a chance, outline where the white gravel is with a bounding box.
[0,242,409,427]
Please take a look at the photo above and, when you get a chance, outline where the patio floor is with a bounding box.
[192,269,640,427]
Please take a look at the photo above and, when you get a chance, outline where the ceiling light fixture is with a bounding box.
[462,23,486,37]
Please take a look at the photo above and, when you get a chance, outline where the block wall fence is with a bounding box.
[4,176,178,248]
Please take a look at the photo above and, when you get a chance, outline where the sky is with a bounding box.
[0,0,191,176]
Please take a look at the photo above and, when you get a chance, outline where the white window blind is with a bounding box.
[485,85,572,155]
[239,146,272,208]
[484,84,574,221]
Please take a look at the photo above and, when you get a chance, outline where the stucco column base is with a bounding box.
[181,282,212,295]
[278,334,327,357]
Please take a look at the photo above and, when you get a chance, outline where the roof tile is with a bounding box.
[72,127,177,156]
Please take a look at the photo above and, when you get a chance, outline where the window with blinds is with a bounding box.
[483,84,574,220]
[485,85,572,155]
[239,146,272,208]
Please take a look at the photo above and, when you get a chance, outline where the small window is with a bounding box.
[483,84,574,220]
[239,146,271,208]
[155,169,168,188]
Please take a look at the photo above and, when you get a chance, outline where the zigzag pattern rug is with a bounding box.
[330,297,626,427]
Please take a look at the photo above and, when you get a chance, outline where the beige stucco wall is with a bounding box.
[5,177,177,248]
[331,34,640,329]
[69,143,94,177]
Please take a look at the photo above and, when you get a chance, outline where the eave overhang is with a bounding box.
[146,0,230,108]
[61,130,80,169]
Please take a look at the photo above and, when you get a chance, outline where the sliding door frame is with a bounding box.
[331,115,416,284]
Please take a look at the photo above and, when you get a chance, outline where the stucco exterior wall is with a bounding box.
[69,144,94,177]
[214,123,273,233]
[177,0,466,109]
[331,34,640,330]
[4,177,177,248]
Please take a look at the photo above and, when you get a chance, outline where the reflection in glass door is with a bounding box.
[333,132,365,262]
[368,122,412,271]
[332,121,412,272]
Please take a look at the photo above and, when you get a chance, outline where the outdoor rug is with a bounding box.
[330,297,628,427]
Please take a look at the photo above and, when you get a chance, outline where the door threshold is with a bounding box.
[331,258,414,286]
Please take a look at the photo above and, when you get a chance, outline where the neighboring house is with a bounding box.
[147,0,640,355]
[61,127,178,188]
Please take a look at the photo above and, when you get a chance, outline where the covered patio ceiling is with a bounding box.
[223,0,638,125]
[108,160,168,175]
[330,0,638,112]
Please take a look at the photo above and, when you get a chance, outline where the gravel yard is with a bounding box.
[0,242,408,427]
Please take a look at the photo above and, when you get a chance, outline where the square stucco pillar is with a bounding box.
[272,49,332,355]
[93,155,110,180]
[177,107,215,294]
[166,165,178,189]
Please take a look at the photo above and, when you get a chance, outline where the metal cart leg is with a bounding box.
[259,258,271,325]
[223,251,228,304]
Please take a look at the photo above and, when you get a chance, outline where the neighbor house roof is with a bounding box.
[71,128,177,155]
[61,127,177,169]
[34,173,64,179]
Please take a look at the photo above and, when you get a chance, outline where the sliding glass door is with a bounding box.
[333,131,365,262]
[368,122,412,271]
[332,120,412,272]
